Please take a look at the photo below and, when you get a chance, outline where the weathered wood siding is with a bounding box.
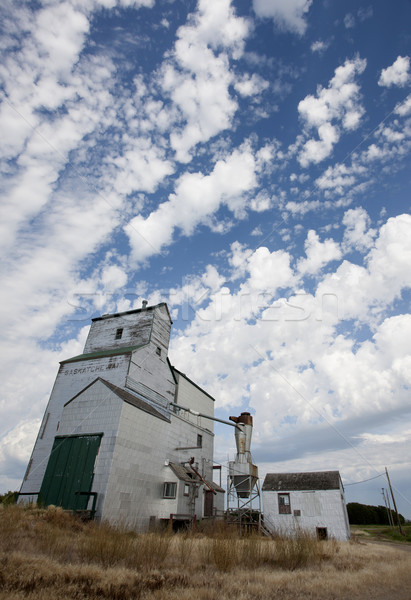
[83,312,153,353]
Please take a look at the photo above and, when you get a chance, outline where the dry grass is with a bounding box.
[1,505,410,600]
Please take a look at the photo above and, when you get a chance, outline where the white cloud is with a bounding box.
[298,122,339,167]
[167,215,411,494]
[342,207,376,252]
[297,229,342,275]
[378,56,410,88]
[343,13,355,29]
[310,40,329,54]
[249,191,273,212]
[251,226,263,236]
[33,3,90,77]
[253,0,312,35]
[394,94,411,116]
[101,265,128,291]
[0,326,89,491]
[244,246,295,294]
[125,143,259,263]
[357,6,373,22]
[316,214,411,323]
[234,73,270,97]
[160,0,250,162]
[297,57,366,166]
[316,163,357,193]
[109,139,175,195]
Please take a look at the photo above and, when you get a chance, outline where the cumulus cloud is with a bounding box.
[297,57,366,166]
[316,214,411,323]
[378,56,410,88]
[160,0,250,162]
[253,0,312,35]
[298,123,339,167]
[234,73,270,97]
[125,142,265,263]
[297,230,342,275]
[342,207,376,252]
[168,214,411,492]
[394,94,411,116]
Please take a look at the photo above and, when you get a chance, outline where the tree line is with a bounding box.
[347,502,405,525]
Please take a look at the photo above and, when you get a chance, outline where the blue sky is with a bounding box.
[1,0,411,517]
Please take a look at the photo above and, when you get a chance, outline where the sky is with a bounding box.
[1,0,411,517]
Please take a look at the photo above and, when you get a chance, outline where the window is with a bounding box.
[115,328,123,340]
[197,434,202,448]
[278,493,291,514]
[163,482,176,498]
[316,527,328,540]
[156,346,161,356]
[184,484,190,496]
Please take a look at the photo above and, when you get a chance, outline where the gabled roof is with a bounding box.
[91,302,172,324]
[64,377,170,423]
[262,471,342,492]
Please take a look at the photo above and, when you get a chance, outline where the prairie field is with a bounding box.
[0,505,410,600]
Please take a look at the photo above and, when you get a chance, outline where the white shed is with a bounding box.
[262,471,350,541]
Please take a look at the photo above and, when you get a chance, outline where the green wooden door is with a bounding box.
[39,435,102,510]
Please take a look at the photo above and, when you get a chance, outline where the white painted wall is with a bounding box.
[101,402,215,529]
[19,353,129,499]
[262,488,350,541]
[173,371,214,433]
[56,378,123,515]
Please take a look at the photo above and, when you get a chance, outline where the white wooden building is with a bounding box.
[262,471,350,541]
[19,302,224,530]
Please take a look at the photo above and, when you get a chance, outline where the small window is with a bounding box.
[156,346,161,356]
[197,434,202,448]
[115,328,123,340]
[278,493,291,514]
[316,527,328,540]
[163,482,176,498]
[184,483,190,496]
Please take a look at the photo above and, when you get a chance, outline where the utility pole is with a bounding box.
[384,488,395,528]
[385,467,405,536]
[381,488,393,528]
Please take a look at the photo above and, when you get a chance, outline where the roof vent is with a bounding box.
[142,300,148,309]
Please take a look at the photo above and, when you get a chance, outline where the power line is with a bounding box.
[344,472,385,486]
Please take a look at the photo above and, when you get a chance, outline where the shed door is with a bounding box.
[204,490,214,517]
[39,435,101,510]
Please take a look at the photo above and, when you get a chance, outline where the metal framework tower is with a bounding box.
[226,412,262,532]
